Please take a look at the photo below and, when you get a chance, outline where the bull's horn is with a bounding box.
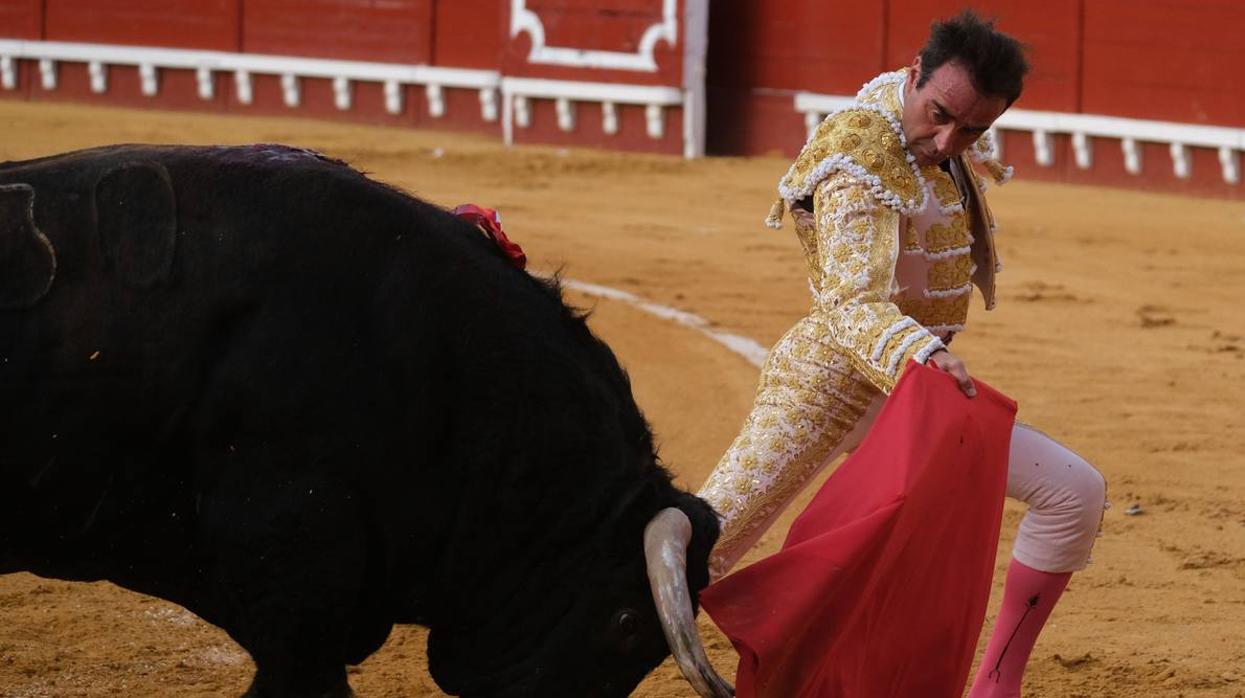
[643,507,734,698]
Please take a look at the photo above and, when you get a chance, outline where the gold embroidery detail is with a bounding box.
[903,219,922,252]
[895,293,972,330]
[856,69,905,113]
[777,107,923,215]
[925,166,963,210]
[928,255,975,292]
[924,217,972,255]
[812,175,937,392]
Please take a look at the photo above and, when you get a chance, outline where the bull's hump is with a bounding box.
[200,144,348,169]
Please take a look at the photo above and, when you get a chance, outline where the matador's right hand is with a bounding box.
[927,348,977,398]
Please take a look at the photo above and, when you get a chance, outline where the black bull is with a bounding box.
[0,145,733,697]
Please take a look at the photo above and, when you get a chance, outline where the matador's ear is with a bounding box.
[0,183,57,309]
[95,161,177,290]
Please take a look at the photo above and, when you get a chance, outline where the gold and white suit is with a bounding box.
[698,71,1105,580]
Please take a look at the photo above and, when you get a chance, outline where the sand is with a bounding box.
[0,99,1242,697]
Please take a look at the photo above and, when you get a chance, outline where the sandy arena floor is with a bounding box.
[0,100,1242,697]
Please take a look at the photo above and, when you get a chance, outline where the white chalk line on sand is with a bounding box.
[562,279,769,369]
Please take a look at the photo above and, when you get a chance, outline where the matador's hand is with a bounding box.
[790,204,815,228]
[927,348,976,398]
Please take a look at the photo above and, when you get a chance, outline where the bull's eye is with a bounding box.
[615,610,638,635]
[611,609,641,652]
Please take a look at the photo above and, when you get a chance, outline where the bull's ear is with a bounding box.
[0,183,56,309]
[95,161,176,290]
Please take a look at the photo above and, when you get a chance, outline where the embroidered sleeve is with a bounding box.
[813,174,944,392]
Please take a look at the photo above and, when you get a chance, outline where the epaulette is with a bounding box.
[767,106,926,229]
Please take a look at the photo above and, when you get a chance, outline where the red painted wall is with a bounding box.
[0,0,42,39]
[0,0,42,99]
[503,0,682,87]
[705,0,885,155]
[883,0,1083,113]
[502,0,686,154]
[1081,0,1245,126]
[1,0,1242,196]
[30,1,240,111]
[704,0,1242,196]
[45,0,240,50]
[241,0,433,64]
[433,0,505,69]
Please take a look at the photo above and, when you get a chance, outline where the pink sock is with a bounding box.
[967,559,1072,698]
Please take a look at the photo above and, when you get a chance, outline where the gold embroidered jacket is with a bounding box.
[765,69,1011,392]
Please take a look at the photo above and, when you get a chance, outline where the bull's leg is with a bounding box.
[197,463,378,698]
[241,654,353,698]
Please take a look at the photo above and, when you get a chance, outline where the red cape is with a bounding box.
[700,362,1017,698]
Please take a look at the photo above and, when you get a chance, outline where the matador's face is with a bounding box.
[900,58,1008,167]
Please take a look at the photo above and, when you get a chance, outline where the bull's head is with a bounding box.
[0,159,176,308]
[427,496,732,698]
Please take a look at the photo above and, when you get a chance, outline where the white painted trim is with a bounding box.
[0,55,15,90]
[502,88,515,145]
[1032,129,1053,167]
[332,76,351,111]
[1219,146,1240,184]
[501,77,683,105]
[88,60,106,94]
[280,73,300,108]
[478,88,499,122]
[383,80,402,115]
[798,91,1245,149]
[510,0,678,72]
[682,0,710,158]
[513,94,531,128]
[139,63,158,96]
[795,90,1245,183]
[1122,137,1142,175]
[38,58,55,90]
[425,83,445,118]
[195,66,213,100]
[1170,142,1191,179]
[0,39,704,157]
[0,40,500,88]
[501,77,683,142]
[0,39,500,119]
[555,97,575,132]
[561,279,768,368]
[645,103,664,139]
[1072,131,1092,169]
[602,101,618,134]
[234,69,252,105]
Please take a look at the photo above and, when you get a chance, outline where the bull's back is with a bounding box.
[0,145,557,553]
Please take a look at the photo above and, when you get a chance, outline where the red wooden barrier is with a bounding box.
[1082,0,1245,126]
[0,0,41,39]
[0,0,1241,196]
[45,0,239,50]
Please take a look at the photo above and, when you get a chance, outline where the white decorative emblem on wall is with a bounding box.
[510,0,677,72]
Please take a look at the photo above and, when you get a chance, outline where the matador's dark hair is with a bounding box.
[917,10,1029,106]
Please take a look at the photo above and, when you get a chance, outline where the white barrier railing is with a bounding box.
[0,39,702,158]
[500,77,684,144]
[0,39,502,120]
[795,92,1243,184]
